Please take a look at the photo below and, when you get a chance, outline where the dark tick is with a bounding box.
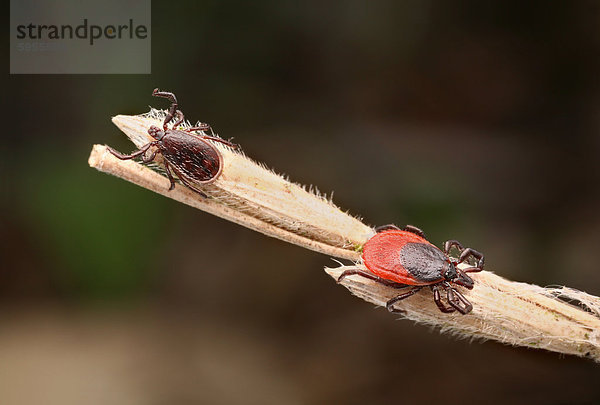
[108,88,238,196]
[338,224,484,314]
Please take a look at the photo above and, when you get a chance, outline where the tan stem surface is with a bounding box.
[326,265,600,361]
[89,110,600,362]
[89,144,361,261]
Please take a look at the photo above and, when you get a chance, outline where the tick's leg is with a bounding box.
[152,89,178,130]
[444,242,484,272]
[152,88,177,104]
[386,287,423,313]
[453,268,474,289]
[458,248,485,271]
[141,148,159,163]
[373,225,424,237]
[444,240,464,255]
[446,285,473,314]
[374,224,401,233]
[431,284,456,313]
[337,269,410,289]
[172,110,185,129]
[107,143,153,160]
[200,135,239,149]
[164,162,176,191]
[170,166,209,198]
[403,225,425,238]
[185,123,211,133]
[185,124,241,149]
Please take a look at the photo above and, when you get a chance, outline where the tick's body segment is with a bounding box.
[363,231,445,285]
[158,129,223,184]
[108,89,237,197]
[338,225,485,315]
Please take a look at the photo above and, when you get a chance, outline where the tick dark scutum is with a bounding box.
[107,88,238,197]
[399,242,448,283]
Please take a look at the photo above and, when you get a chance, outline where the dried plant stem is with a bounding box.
[89,111,600,362]
[88,144,360,260]
[326,265,600,361]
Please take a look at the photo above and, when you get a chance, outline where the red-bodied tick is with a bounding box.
[338,224,484,314]
[108,89,238,197]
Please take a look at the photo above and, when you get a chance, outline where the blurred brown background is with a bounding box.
[2,1,600,404]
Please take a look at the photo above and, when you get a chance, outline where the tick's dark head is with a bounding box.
[443,261,474,289]
[442,261,457,281]
[148,125,165,141]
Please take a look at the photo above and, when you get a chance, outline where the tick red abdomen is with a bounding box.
[362,230,444,285]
